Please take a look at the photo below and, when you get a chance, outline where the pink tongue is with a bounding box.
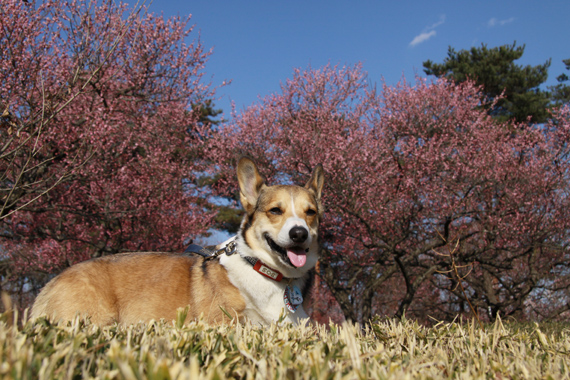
[287,248,307,268]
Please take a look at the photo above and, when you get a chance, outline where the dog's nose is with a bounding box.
[289,226,308,243]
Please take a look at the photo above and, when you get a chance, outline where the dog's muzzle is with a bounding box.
[264,233,308,268]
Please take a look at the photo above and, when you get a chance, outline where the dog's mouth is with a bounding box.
[264,233,308,268]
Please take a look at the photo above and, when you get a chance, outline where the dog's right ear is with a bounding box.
[237,157,266,214]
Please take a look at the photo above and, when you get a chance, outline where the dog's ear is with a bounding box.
[237,157,266,213]
[305,164,324,200]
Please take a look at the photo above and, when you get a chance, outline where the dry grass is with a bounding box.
[0,308,568,379]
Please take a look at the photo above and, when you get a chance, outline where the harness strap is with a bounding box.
[184,244,214,258]
[184,241,286,282]
[185,240,237,260]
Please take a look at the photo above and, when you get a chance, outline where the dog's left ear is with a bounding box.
[305,164,324,200]
[237,157,266,214]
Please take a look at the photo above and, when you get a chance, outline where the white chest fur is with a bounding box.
[219,253,309,325]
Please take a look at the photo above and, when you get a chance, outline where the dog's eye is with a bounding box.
[306,209,317,216]
[268,207,283,215]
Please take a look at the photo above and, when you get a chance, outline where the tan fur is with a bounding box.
[31,253,245,325]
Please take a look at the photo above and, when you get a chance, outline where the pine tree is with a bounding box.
[549,58,570,107]
[423,42,551,123]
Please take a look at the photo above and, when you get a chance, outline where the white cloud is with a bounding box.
[488,17,515,27]
[410,31,437,47]
[428,15,446,30]
[409,15,445,47]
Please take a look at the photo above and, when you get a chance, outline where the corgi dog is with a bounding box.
[31,157,324,325]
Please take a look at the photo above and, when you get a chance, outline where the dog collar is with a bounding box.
[241,256,284,282]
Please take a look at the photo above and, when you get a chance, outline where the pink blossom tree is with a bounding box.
[1,0,217,295]
[208,64,570,323]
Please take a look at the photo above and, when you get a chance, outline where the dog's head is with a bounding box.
[237,157,324,278]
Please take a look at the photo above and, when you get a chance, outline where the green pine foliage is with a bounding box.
[423,42,551,123]
[549,58,570,107]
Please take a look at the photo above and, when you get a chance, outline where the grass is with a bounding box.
[0,308,569,379]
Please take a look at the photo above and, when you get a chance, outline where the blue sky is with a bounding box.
[136,1,569,119]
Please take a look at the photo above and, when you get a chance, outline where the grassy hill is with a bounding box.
[0,308,568,379]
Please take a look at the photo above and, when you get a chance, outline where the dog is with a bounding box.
[30,157,324,325]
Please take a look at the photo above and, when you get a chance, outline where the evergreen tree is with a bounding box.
[193,99,224,127]
[549,58,570,107]
[423,42,551,123]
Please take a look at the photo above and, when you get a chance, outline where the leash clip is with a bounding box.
[186,238,238,260]
[223,240,237,256]
[209,239,237,259]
